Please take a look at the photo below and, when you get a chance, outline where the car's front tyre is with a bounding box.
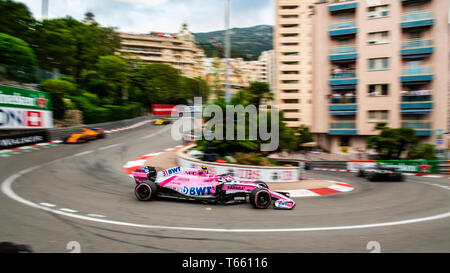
[249,188,272,209]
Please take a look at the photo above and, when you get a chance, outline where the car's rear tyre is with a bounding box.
[135,181,158,201]
[250,188,272,209]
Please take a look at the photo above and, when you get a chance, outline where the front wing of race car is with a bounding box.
[220,182,295,209]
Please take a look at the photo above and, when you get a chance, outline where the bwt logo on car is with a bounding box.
[162,166,181,176]
[182,186,212,196]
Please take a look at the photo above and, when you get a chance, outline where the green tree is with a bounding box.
[196,97,294,156]
[230,89,252,106]
[297,125,314,148]
[133,63,182,105]
[367,125,418,159]
[40,78,77,119]
[96,55,130,99]
[0,33,37,82]
[408,143,437,160]
[0,0,36,44]
[179,76,209,103]
[278,113,298,152]
[247,81,273,108]
[32,16,120,81]
[81,70,113,99]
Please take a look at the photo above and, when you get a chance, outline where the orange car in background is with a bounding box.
[63,128,106,144]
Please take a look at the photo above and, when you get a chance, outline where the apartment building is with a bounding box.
[118,24,205,78]
[311,0,449,154]
[203,57,264,97]
[274,0,315,127]
[258,50,276,93]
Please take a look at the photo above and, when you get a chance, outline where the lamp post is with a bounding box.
[41,0,49,19]
[224,0,231,103]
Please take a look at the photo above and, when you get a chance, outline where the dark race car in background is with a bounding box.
[357,164,404,182]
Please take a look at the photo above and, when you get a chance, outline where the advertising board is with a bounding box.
[0,84,53,129]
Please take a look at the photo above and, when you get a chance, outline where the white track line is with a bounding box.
[59,208,78,213]
[87,214,107,218]
[2,125,449,233]
[39,202,56,207]
[2,161,449,232]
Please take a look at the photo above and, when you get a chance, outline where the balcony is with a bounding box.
[329,46,357,62]
[401,67,434,83]
[401,40,434,58]
[329,21,358,37]
[329,100,357,115]
[329,71,358,86]
[401,121,432,135]
[400,94,433,114]
[401,11,435,29]
[401,93,432,102]
[401,0,432,5]
[330,122,356,129]
[329,96,357,104]
[329,121,357,135]
[328,0,357,13]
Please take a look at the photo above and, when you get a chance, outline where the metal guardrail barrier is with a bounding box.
[438,160,450,174]
[283,159,450,175]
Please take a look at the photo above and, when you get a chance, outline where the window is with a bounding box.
[281,14,298,18]
[339,136,350,147]
[282,42,299,46]
[282,52,299,56]
[282,71,299,74]
[368,31,390,45]
[337,14,352,22]
[284,118,299,122]
[338,39,352,46]
[406,60,422,68]
[282,24,299,28]
[408,30,423,40]
[406,4,423,13]
[281,33,299,37]
[283,89,299,93]
[282,80,299,84]
[283,99,300,103]
[368,5,389,19]
[369,58,389,71]
[368,110,389,122]
[368,84,389,96]
[281,5,298,10]
[282,61,299,65]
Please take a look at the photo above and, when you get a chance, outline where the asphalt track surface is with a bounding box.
[0,123,449,253]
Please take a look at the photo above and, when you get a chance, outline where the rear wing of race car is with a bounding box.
[131,166,187,183]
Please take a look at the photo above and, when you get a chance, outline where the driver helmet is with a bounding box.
[200,166,208,175]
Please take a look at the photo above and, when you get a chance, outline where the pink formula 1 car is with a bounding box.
[131,166,295,210]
